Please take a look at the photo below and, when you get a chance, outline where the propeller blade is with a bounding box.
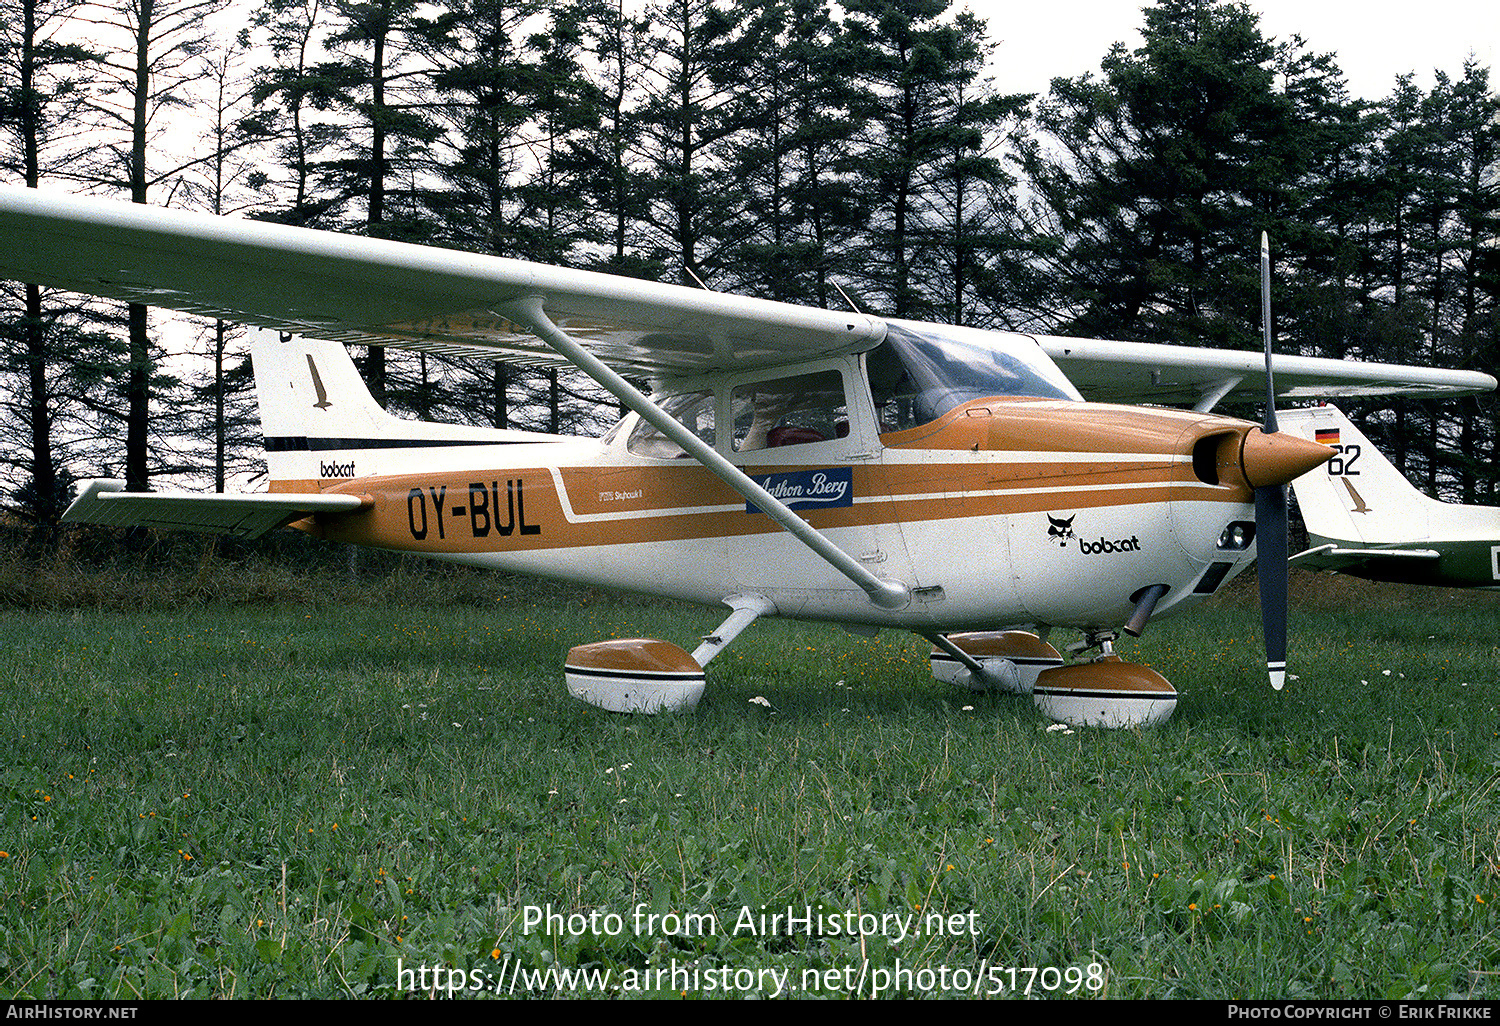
[1258,231,1288,690]
[1255,483,1289,690]
[1261,231,1277,434]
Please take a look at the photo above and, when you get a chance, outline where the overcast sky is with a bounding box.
[969,0,1498,101]
[185,2,1493,109]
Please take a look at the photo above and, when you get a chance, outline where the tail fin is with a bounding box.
[253,335,390,441]
[1279,404,1434,546]
[251,335,559,488]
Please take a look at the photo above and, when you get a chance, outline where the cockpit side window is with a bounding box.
[625,391,715,458]
[866,341,928,434]
[731,370,848,452]
[867,324,1080,433]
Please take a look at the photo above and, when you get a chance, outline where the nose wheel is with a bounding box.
[1037,630,1178,728]
[928,628,1178,728]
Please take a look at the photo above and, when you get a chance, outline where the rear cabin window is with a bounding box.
[731,370,848,452]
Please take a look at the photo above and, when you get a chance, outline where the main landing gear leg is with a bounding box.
[563,594,775,714]
[691,594,777,668]
[925,629,1065,694]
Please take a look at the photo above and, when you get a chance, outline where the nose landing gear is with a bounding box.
[931,627,1178,729]
[1037,631,1178,728]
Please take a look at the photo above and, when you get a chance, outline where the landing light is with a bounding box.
[1218,521,1255,551]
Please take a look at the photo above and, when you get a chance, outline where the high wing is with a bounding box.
[64,479,369,538]
[0,187,1492,401]
[0,188,884,377]
[1041,336,1496,407]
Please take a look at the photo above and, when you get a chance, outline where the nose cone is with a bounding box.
[1240,428,1333,488]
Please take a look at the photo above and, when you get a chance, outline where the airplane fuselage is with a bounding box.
[11,188,1483,719]
[1284,405,1500,590]
[284,396,1268,635]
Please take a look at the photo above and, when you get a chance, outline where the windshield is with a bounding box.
[867,323,1081,433]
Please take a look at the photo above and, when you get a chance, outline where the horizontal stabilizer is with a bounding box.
[63,479,368,539]
[1292,543,1442,568]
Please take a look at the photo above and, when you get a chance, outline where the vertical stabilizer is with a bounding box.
[1279,405,1433,546]
[253,336,392,442]
[251,334,563,488]
[252,336,399,486]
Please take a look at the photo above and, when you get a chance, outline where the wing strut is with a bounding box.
[501,296,911,611]
[1192,376,1243,413]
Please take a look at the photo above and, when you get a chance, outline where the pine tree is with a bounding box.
[712,0,867,306]
[1412,63,1499,501]
[305,0,443,406]
[241,0,349,227]
[0,0,98,530]
[633,0,744,283]
[1022,0,1297,347]
[841,0,1020,321]
[415,0,539,256]
[567,0,654,277]
[908,9,1028,327]
[70,0,227,492]
[182,38,261,492]
[512,5,600,266]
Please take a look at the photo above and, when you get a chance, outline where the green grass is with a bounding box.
[1,566,1498,999]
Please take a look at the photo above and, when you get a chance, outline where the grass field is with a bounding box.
[2,557,1498,999]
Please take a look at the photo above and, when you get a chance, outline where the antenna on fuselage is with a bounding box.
[684,266,712,291]
[833,282,864,315]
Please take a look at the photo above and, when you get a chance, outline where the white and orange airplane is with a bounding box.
[0,190,1492,726]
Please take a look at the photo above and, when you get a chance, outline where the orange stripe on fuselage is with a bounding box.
[280,460,1245,555]
[275,397,1260,554]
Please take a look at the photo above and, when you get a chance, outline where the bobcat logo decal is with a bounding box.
[1047,514,1076,548]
